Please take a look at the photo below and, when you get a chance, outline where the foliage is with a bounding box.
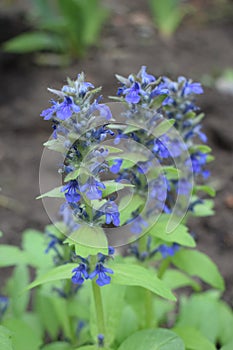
[1,0,109,63]
[0,67,232,349]
[149,0,192,38]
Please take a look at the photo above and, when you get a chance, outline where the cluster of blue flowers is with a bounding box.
[130,236,180,262]
[71,247,114,287]
[41,67,211,287]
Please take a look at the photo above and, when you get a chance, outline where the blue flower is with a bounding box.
[89,263,114,286]
[124,82,144,104]
[110,159,123,174]
[102,201,120,226]
[191,152,209,178]
[41,96,80,121]
[139,66,156,85]
[45,233,62,254]
[41,99,59,120]
[150,84,169,98]
[178,76,203,96]
[71,263,89,285]
[130,216,148,234]
[176,178,192,196]
[150,176,169,202]
[56,96,80,120]
[91,100,112,120]
[98,334,105,347]
[184,125,207,143]
[158,243,180,258]
[80,177,105,200]
[61,180,81,203]
[153,138,170,158]
[0,296,8,318]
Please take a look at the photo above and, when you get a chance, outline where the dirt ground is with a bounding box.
[0,1,233,301]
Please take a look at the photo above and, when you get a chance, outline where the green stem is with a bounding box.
[91,279,105,336]
[145,289,153,328]
[157,258,170,279]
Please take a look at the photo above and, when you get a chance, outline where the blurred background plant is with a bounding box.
[1,0,109,65]
[148,0,194,39]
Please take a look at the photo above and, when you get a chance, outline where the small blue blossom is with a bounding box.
[124,82,144,104]
[98,334,105,347]
[150,176,168,202]
[0,296,8,319]
[191,152,209,178]
[153,137,170,158]
[41,96,80,121]
[102,201,120,226]
[45,233,63,254]
[80,177,106,200]
[89,263,114,286]
[91,100,112,120]
[184,124,207,143]
[108,246,115,255]
[179,76,203,96]
[130,216,148,234]
[150,84,169,98]
[56,96,80,120]
[61,180,81,203]
[139,66,156,85]
[41,99,59,120]
[176,178,192,196]
[71,263,89,285]
[158,243,180,258]
[110,159,123,174]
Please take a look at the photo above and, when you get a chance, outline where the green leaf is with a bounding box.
[41,342,72,350]
[27,263,76,289]
[173,326,216,350]
[2,319,42,350]
[119,194,145,225]
[0,245,27,267]
[52,297,73,340]
[149,216,195,247]
[107,152,148,170]
[190,144,212,154]
[35,290,60,340]
[36,186,64,199]
[64,225,108,255]
[110,263,176,301]
[191,199,214,217]
[153,119,175,138]
[171,250,225,290]
[64,168,81,182]
[6,265,30,317]
[118,328,184,350]
[75,347,112,350]
[116,305,139,344]
[0,326,13,350]
[162,269,201,291]
[102,181,134,197]
[194,185,216,197]
[43,138,66,152]
[221,340,233,350]
[2,32,62,53]
[176,292,221,343]
[217,300,233,345]
[22,229,54,270]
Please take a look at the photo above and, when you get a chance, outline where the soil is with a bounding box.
[0,1,233,301]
